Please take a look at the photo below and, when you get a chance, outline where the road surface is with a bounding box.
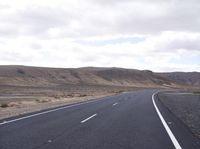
[0,90,199,149]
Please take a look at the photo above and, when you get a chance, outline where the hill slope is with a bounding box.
[0,65,199,88]
[158,72,200,86]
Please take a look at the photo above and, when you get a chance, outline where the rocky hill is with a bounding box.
[0,65,199,88]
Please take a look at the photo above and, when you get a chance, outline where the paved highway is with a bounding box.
[0,90,199,149]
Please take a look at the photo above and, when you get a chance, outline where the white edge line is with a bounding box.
[152,92,182,149]
[81,114,97,123]
[0,98,102,126]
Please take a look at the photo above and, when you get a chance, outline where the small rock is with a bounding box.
[168,122,172,125]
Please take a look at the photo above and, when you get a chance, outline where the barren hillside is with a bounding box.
[158,72,200,87]
[0,65,178,88]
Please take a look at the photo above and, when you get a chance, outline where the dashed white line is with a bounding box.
[0,98,103,126]
[152,92,182,149]
[81,114,97,123]
[113,102,118,106]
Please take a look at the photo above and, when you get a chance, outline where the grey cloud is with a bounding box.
[164,38,200,51]
[0,51,33,62]
[29,43,43,50]
[90,0,199,5]
[148,32,200,52]
[17,6,68,34]
[1,0,200,38]
[0,6,71,37]
[95,0,200,34]
[88,0,133,6]
[64,0,200,37]
[0,24,20,37]
[0,5,10,9]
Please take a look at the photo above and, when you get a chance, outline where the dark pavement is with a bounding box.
[0,90,199,149]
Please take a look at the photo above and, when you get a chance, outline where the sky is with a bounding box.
[0,0,200,72]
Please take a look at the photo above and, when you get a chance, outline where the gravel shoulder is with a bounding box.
[158,92,200,139]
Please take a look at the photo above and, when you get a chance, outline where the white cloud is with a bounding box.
[0,0,200,72]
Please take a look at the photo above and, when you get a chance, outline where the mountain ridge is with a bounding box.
[0,65,199,88]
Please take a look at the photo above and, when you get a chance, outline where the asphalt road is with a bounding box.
[0,90,199,149]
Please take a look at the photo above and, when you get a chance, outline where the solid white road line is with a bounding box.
[81,114,97,123]
[152,92,182,149]
[0,98,103,126]
[113,102,118,106]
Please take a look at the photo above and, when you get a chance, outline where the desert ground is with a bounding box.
[158,91,200,139]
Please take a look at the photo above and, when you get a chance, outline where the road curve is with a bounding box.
[0,90,199,149]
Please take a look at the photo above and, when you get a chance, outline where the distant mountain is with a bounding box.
[0,65,198,88]
[158,72,200,86]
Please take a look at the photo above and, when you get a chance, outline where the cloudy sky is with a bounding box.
[0,0,200,72]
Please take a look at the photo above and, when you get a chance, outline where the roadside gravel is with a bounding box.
[158,92,200,139]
